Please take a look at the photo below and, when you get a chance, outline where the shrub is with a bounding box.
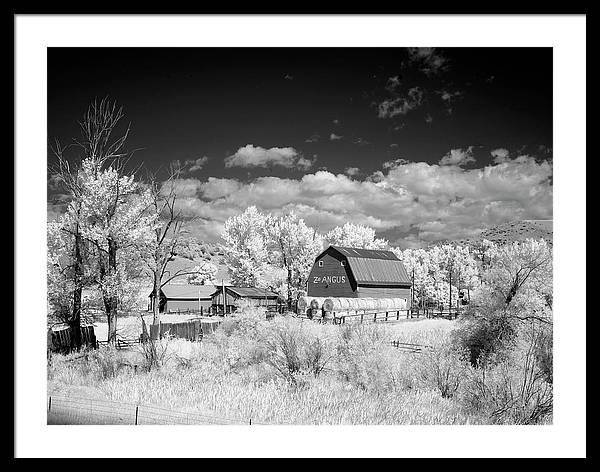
[417,342,469,398]
[137,335,172,372]
[333,324,405,392]
[458,328,553,424]
[453,312,516,366]
[262,317,335,386]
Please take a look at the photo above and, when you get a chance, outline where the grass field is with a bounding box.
[48,311,550,425]
[48,314,479,424]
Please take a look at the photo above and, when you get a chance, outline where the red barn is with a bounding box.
[307,246,412,300]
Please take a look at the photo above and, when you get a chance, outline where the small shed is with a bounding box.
[307,245,412,300]
[210,286,280,314]
[150,284,216,313]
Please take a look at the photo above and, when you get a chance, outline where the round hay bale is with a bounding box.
[323,298,335,312]
[357,299,368,310]
[339,297,350,311]
[380,298,393,310]
[393,298,404,310]
[309,298,320,311]
[331,297,345,311]
[297,296,309,313]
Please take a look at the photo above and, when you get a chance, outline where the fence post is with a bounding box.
[249,418,252,425]
[135,405,139,425]
[48,396,52,412]
[385,311,388,321]
[397,310,399,320]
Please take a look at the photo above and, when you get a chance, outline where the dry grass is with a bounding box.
[48,311,548,425]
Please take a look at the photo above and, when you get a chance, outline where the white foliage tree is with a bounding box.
[47,219,81,324]
[268,212,324,305]
[324,222,388,249]
[221,206,271,288]
[77,158,157,343]
[187,260,218,285]
[483,238,552,319]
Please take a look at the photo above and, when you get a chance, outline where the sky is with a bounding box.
[47,47,553,248]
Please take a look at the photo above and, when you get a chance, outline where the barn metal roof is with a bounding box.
[159,284,216,300]
[345,257,411,286]
[331,246,400,261]
[325,246,411,286]
[160,285,199,299]
[211,286,279,299]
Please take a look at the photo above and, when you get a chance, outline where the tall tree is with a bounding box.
[324,222,388,249]
[268,212,324,307]
[221,206,271,287]
[142,167,195,325]
[72,98,155,344]
[78,158,156,343]
[48,98,132,349]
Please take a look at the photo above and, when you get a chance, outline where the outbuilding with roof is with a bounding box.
[150,284,217,313]
[307,245,412,300]
[210,286,280,314]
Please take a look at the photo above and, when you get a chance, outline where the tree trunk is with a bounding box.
[287,268,292,309]
[152,271,161,325]
[106,238,118,345]
[70,226,83,351]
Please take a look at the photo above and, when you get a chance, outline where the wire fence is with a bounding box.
[47,395,261,425]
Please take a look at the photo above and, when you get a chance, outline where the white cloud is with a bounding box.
[353,137,370,146]
[383,158,411,169]
[439,147,476,167]
[407,47,449,75]
[224,144,309,169]
[296,156,316,171]
[378,87,423,118]
[305,133,320,143]
[167,154,552,247]
[187,156,209,172]
[329,133,343,141]
[438,90,463,102]
[491,148,510,164]
[345,167,360,176]
[385,75,401,93]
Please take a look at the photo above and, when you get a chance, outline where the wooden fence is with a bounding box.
[390,341,433,353]
[47,395,256,425]
[47,325,97,353]
[149,319,221,342]
[297,307,459,324]
[97,336,139,349]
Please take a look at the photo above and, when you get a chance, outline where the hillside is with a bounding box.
[452,219,553,247]
[165,254,231,285]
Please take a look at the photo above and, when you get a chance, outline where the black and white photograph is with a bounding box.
[15,14,586,458]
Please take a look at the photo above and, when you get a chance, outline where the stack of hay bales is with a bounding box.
[297,296,409,318]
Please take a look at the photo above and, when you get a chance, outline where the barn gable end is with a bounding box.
[307,247,357,298]
[307,245,412,299]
